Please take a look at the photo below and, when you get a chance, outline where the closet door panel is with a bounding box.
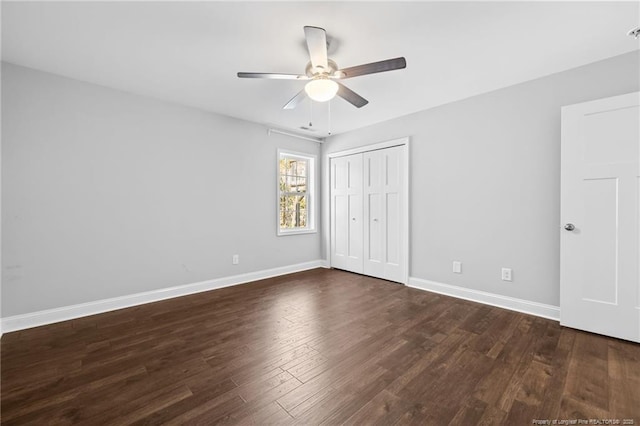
[330,154,363,274]
[348,192,363,266]
[364,151,384,277]
[367,193,383,262]
[333,195,348,259]
[386,192,401,266]
[382,146,404,283]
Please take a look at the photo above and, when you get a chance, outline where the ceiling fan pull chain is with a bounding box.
[328,100,332,136]
[309,99,313,127]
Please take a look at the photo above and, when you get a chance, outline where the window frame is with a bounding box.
[277,149,316,236]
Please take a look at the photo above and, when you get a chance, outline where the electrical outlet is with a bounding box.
[232,254,239,265]
[452,261,462,274]
[501,268,512,281]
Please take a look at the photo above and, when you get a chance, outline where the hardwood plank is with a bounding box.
[391,328,473,401]
[470,316,543,409]
[128,379,238,425]
[237,370,302,404]
[234,401,295,426]
[558,394,610,420]
[476,405,508,426]
[211,384,301,425]
[286,385,336,418]
[82,383,193,425]
[448,397,488,426]
[392,401,436,425]
[495,318,550,413]
[165,393,245,425]
[317,368,397,425]
[608,339,640,417]
[537,327,577,419]
[459,305,494,334]
[514,360,554,407]
[503,399,540,425]
[342,389,406,426]
[562,331,611,412]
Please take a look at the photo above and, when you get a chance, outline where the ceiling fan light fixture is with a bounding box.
[305,78,338,102]
[238,26,405,109]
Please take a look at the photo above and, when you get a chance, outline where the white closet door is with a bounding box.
[364,151,385,278]
[363,146,405,282]
[381,146,405,283]
[331,143,407,283]
[330,154,363,274]
[560,92,639,342]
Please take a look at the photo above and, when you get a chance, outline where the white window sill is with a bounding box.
[277,228,317,236]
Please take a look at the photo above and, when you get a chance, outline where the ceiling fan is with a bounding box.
[237,26,406,109]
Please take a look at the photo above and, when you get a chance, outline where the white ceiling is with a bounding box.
[2,1,639,137]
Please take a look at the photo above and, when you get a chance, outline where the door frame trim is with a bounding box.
[325,137,410,284]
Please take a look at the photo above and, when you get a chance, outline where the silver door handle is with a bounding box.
[564,223,575,231]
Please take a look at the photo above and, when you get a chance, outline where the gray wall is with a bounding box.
[3,50,638,318]
[323,51,640,307]
[2,63,322,317]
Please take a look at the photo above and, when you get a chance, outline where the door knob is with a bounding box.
[564,223,575,231]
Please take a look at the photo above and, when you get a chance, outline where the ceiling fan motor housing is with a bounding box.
[306,59,339,78]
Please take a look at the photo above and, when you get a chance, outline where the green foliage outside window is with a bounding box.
[279,157,308,229]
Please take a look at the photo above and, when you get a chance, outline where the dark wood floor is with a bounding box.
[1,268,639,425]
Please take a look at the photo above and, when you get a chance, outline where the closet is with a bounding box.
[330,144,407,283]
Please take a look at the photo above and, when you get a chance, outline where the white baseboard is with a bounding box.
[1,260,325,334]
[407,277,560,321]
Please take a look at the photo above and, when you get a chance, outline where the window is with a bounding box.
[278,150,315,235]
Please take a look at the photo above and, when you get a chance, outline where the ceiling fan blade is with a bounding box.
[237,72,309,80]
[303,26,328,71]
[336,83,368,108]
[283,90,307,110]
[337,57,406,79]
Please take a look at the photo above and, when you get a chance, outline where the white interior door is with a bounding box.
[330,154,363,274]
[363,147,405,283]
[363,150,384,278]
[560,91,640,343]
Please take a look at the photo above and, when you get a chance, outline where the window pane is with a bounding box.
[280,158,307,194]
[279,195,308,229]
[294,178,306,193]
[279,159,290,192]
[279,152,313,233]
